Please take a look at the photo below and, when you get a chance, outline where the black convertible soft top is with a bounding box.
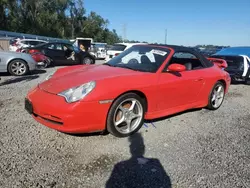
[146,44,214,68]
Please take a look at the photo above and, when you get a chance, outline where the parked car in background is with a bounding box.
[25,44,230,137]
[9,38,48,52]
[211,47,250,84]
[199,48,221,57]
[23,42,95,66]
[89,43,107,59]
[105,42,147,62]
[210,50,250,84]
[0,51,37,76]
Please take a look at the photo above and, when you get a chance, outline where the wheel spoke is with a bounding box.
[125,119,132,131]
[217,86,222,93]
[115,115,125,126]
[130,112,140,119]
[211,94,216,102]
[129,100,136,111]
[119,106,127,113]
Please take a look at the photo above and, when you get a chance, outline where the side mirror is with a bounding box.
[168,63,186,72]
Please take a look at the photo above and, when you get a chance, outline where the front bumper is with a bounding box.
[25,86,111,133]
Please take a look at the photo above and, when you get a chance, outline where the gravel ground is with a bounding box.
[0,60,249,188]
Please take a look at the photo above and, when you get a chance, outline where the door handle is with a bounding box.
[195,78,204,81]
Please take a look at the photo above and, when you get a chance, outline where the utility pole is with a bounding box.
[165,29,168,44]
[123,23,127,42]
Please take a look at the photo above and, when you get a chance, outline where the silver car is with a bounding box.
[0,51,37,76]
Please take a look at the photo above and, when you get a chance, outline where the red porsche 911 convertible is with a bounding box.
[25,44,231,137]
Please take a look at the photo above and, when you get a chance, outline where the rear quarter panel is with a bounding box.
[0,53,23,72]
[0,52,36,72]
[198,65,230,104]
[0,54,10,72]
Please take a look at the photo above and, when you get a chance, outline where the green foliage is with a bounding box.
[0,0,122,44]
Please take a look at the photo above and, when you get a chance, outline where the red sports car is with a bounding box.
[25,44,231,137]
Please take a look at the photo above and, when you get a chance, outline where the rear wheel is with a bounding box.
[107,93,145,137]
[82,57,93,65]
[8,59,29,76]
[207,81,225,110]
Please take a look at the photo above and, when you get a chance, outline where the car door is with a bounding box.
[157,51,206,111]
[61,43,80,65]
[42,43,66,65]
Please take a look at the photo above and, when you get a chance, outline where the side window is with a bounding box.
[21,41,29,45]
[55,44,63,50]
[29,41,39,46]
[45,44,55,49]
[169,51,204,71]
[64,44,74,51]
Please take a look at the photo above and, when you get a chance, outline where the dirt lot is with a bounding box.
[0,61,249,188]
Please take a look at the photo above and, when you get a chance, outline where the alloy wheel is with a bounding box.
[211,84,225,108]
[11,61,27,75]
[113,98,143,134]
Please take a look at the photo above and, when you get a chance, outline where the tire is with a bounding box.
[206,81,225,110]
[107,93,146,137]
[8,59,29,76]
[245,80,250,85]
[82,57,94,65]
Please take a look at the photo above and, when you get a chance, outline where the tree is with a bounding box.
[1,0,122,44]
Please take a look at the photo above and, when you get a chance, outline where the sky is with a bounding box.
[84,0,250,46]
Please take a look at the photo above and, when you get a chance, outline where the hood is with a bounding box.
[39,65,145,94]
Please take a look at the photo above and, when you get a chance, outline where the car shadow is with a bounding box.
[0,74,40,86]
[0,69,46,77]
[145,108,202,123]
[63,131,109,137]
[32,69,47,75]
[105,132,172,188]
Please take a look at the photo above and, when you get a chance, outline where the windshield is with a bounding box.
[109,44,127,51]
[105,45,170,73]
[93,43,106,48]
[215,47,250,57]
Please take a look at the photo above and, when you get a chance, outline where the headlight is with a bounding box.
[45,71,56,81]
[58,81,96,103]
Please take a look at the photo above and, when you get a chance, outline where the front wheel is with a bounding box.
[206,81,225,110]
[82,57,94,65]
[107,93,145,137]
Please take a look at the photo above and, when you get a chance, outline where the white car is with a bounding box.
[105,43,147,62]
[9,38,48,52]
[89,43,107,59]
